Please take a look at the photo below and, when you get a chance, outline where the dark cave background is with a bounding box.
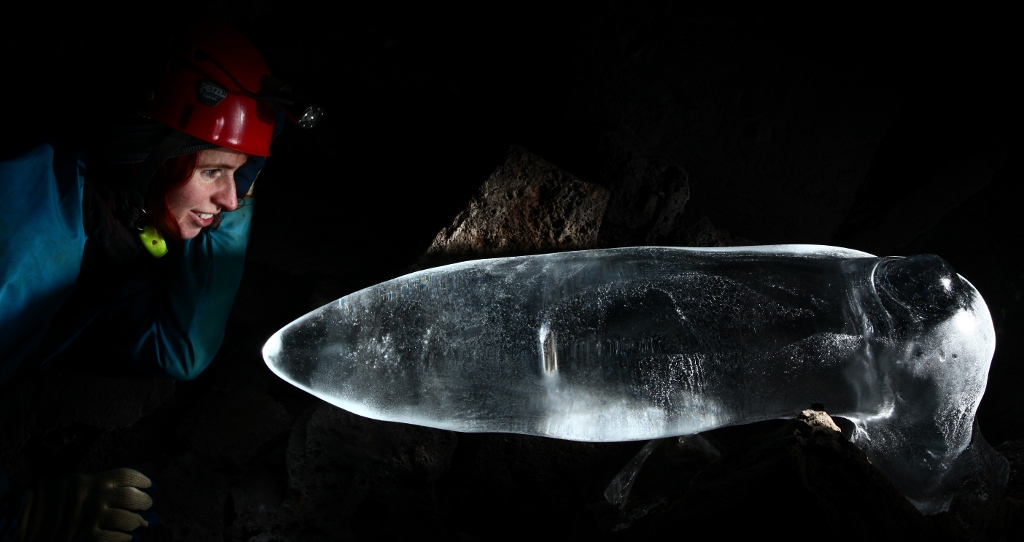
[1,2,1020,540]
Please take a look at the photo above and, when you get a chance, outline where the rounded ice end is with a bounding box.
[875,254,974,322]
[860,253,998,512]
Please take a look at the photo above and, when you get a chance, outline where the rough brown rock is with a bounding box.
[418,145,610,268]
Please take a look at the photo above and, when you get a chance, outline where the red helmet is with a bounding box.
[138,21,275,157]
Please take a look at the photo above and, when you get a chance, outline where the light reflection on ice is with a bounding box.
[264,245,1002,513]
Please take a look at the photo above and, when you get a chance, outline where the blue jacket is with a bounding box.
[0,143,256,540]
[0,142,254,384]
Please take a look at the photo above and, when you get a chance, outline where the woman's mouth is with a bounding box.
[192,211,216,227]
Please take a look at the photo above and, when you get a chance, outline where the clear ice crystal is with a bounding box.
[263,245,1002,513]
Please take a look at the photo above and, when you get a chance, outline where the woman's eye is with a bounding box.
[203,169,220,179]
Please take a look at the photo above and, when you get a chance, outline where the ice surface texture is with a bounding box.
[264,245,1000,513]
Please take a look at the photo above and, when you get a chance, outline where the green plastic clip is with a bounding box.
[139,225,168,258]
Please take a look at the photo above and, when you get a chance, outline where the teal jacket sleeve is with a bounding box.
[0,144,86,383]
[122,199,255,380]
[2,145,255,383]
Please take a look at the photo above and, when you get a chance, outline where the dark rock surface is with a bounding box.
[2,3,1020,541]
[418,145,610,268]
[614,411,967,541]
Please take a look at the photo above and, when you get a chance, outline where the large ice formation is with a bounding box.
[264,245,1001,513]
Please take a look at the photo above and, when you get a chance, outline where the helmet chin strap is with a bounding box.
[127,129,192,258]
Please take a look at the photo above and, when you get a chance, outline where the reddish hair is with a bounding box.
[144,152,200,240]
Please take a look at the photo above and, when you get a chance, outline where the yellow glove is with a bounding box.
[18,468,153,542]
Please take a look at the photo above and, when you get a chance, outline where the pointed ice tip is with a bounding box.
[262,330,283,369]
[262,325,315,390]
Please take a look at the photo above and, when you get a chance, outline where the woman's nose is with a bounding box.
[214,177,239,211]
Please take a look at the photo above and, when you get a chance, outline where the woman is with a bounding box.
[0,20,289,541]
[1,20,276,383]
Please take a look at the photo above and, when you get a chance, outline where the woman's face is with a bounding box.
[166,148,247,240]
